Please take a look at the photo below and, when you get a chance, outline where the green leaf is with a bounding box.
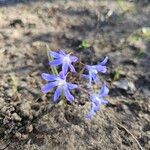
[78,40,90,49]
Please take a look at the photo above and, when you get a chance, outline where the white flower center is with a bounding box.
[57,79,66,87]
[95,96,100,101]
[89,67,98,74]
[63,55,71,64]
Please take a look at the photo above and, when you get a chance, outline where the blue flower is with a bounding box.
[82,57,108,85]
[49,50,78,75]
[41,72,78,102]
[86,83,109,119]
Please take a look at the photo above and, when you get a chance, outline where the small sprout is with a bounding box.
[117,0,136,12]
[78,40,90,49]
[141,27,150,40]
[111,68,125,81]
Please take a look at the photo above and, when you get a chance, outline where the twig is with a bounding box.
[116,122,144,150]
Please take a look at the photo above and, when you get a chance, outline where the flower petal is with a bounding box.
[86,103,98,120]
[49,59,62,66]
[86,108,95,120]
[100,83,109,97]
[95,65,107,73]
[49,51,60,58]
[53,87,62,102]
[41,73,56,81]
[67,83,78,89]
[70,56,78,62]
[99,56,108,66]
[41,82,57,93]
[62,63,69,75]
[64,88,74,102]
[90,73,99,83]
[59,50,66,55]
[101,98,108,104]
[69,64,76,72]
[58,71,66,80]
[85,65,92,71]
[81,74,89,79]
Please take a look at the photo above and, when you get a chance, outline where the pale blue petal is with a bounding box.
[64,88,74,102]
[62,63,69,75]
[90,94,98,103]
[100,83,109,97]
[58,71,66,80]
[50,51,60,58]
[93,103,100,112]
[89,75,92,85]
[101,98,108,104]
[86,103,98,120]
[67,83,78,89]
[70,56,78,62]
[69,64,76,72]
[41,73,56,81]
[53,87,62,102]
[59,50,66,55]
[86,109,95,120]
[91,73,99,83]
[81,74,90,79]
[41,82,57,93]
[49,59,62,66]
[99,57,108,65]
[85,65,92,71]
[95,65,107,73]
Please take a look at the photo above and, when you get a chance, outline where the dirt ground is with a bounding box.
[0,0,150,150]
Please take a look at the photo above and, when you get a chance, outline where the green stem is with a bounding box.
[46,45,58,75]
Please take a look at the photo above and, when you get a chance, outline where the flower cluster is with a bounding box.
[41,50,109,119]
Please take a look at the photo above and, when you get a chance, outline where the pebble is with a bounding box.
[12,113,22,121]
[0,98,5,109]
[5,89,14,97]
[15,132,22,139]
[20,101,32,118]
[21,134,28,140]
[113,79,128,90]
[113,79,136,93]
[26,124,33,133]
[128,81,136,93]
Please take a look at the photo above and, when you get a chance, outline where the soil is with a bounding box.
[0,0,150,150]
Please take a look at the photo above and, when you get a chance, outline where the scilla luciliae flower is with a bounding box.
[41,71,78,102]
[49,50,78,75]
[82,57,108,85]
[86,83,109,119]
[41,49,109,120]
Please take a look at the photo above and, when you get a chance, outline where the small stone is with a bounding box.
[128,81,136,93]
[20,101,31,117]
[113,79,128,90]
[147,131,150,135]
[3,83,9,89]
[142,88,150,98]
[26,124,33,133]
[0,98,5,109]
[21,134,28,140]
[12,113,22,121]
[5,89,14,97]
[113,79,136,93]
[15,132,22,139]
[1,106,8,113]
